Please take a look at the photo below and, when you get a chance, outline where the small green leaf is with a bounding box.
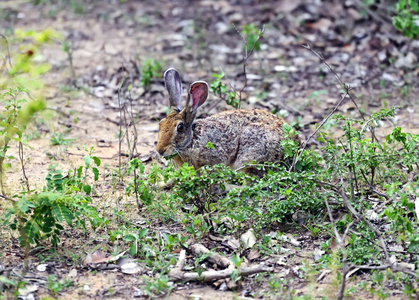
[92,167,99,181]
[205,141,215,149]
[138,228,149,239]
[83,155,92,168]
[83,184,92,195]
[77,166,83,178]
[92,156,101,167]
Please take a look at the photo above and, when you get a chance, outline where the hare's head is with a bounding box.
[156,68,208,157]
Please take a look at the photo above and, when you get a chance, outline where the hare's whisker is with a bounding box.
[174,145,185,161]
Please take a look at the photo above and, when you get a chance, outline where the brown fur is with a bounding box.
[156,69,298,170]
[157,108,294,169]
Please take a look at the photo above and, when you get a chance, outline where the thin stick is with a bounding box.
[0,194,17,202]
[324,193,353,300]
[348,263,419,278]
[19,142,30,191]
[302,44,365,121]
[116,77,126,217]
[0,34,13,71]
[290,90,349,171]
[340,184,389,261]
[238,25,265,104]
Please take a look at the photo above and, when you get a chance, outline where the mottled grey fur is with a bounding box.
[156,68,295,170]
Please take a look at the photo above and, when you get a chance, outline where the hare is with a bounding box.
[156,68,297,170]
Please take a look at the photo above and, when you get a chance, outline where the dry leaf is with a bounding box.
[277,234,301,247]
[330,237,338,253]
[121,262,142,274]
[36,263,48,272]
[241,229,257,248]
[317,269,331,281]
[108,251,126,262]
[345,267,360,279]
[226,238,240,250]
[313,248,325,261]
[276,255,288,266]
[247,249,261,261]
[84,250,121,265]
[389,255,397,264]
[84,250,126,265]
[365,210,379,221]
[277,268,290,278]
[67,269,77,280]
[398,262,415,270]
[84,250,109,265]
[18,284,38,297]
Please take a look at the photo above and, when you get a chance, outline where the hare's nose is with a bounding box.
[158,148,165,156]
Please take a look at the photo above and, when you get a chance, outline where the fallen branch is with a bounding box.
[169,263,273,282]
[348,264,419,279]
[190,243,232,269]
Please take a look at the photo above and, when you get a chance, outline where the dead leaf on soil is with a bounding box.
[389,244,404,252]
[36,263,48,272]
[120,262,142,275]
[67,268,77,280]
[277,234,301,247]
[277,268,290,278]
[209,234,223,242]
[313,248,325,261]
[273,65,298,73]
[330,237,338,253]
[308,18,333,34]
[394,52,417,69]
[247,249,261,261]
[317,269,331,281]
[240,229,257,248]
[83,250,125,265]
[275,0,301,13]
[18,284,38,297]
[389,255,397,264]
[398,262,415,270]
[346,267,360,279]
[276,255,288,266]
[365,210,379,221]
[226,237,240,250]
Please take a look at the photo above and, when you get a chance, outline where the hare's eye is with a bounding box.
[177,123,185,133]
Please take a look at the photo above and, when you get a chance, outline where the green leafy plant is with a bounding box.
[0,29,61,194]
[3,28,62,91]
[140,59,162,87]
[46,275,63,295]
[124,228,150,257]
[4,150,104,247]
[50,131,73,146]
[0,87,45,193]
[308,90,328,103]
[393,0,419,39]
[242,24,262,53]
[143,274,173,298]
[32,0,88,15]
[210,72,240,109]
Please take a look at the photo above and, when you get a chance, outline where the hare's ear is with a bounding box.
[164,68,182,110]
[189,81,208,111]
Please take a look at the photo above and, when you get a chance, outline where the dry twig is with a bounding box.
[190,243,232,269]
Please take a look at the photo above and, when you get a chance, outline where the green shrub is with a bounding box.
[393,0,419,39]
[4,151,104,247]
